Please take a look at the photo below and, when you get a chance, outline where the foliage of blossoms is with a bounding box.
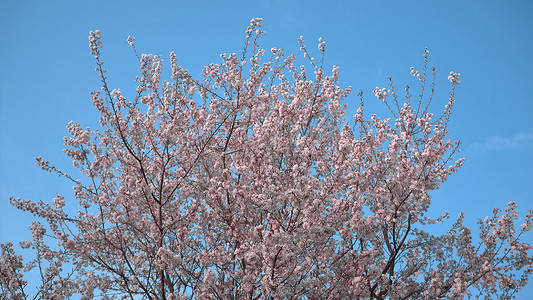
[2,18,532,299]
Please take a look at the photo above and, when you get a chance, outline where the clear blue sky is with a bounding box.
[1,0,532,298]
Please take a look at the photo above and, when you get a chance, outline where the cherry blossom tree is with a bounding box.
[2,18,532,299]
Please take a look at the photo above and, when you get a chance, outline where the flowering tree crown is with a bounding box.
[2,18,532,300]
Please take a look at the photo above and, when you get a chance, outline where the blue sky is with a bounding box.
[1,0,532,298]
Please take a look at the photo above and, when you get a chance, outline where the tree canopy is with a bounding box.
[2,19,532,300]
